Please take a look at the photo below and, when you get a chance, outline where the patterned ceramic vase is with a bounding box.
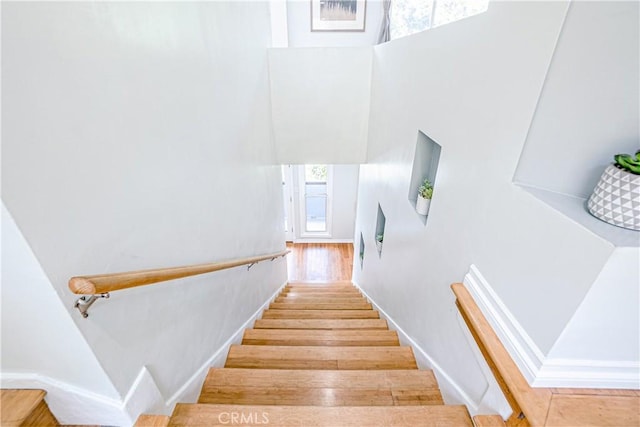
[587,164,640,231]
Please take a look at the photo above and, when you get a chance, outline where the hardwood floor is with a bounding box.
[286,243,353,282]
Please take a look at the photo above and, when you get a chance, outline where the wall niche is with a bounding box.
[359,232,365,269]
[375,203,386,257]
[408,131,442,225]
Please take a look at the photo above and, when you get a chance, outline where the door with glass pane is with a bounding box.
[299,164,332,237]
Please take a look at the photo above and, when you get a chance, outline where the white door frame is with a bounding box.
[298,164,333,239]
[282,165,295,242]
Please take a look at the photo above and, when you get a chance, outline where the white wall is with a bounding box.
[332,165,360,239]
[352,0,635,407]
[287,0,383,47]
[1,203,120,398]
[269,47,372,164]
[543,248,639,386]
[2,0,287,417]
[514,1,639,198]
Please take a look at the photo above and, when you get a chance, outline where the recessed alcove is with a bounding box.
[375,204,386,257]
[408,131,442,225]
[359,232,365,268]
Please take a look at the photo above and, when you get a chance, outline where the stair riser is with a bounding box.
[198,387,443,406]
[242,330,399,346]
[225,346,418,370]
[269,302,372,310]
[280,292,363,298]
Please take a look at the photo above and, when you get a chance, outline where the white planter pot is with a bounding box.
[416,195,431,216]
[587,164,640,231]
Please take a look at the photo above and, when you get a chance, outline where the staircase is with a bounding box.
[137,281,476,426]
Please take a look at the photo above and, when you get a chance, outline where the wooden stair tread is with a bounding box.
[199,369,443,406]
[242,329,399,346]
[0,389,58,426]
[261,309,379,319]
[134,414,171,426]
[253,319,388,330]
[269,302,372,310]
[225,345,417,369]
[472,415,506,426]
[274,297,367,304]
[169,404,473,426]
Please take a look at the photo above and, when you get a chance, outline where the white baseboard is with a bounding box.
[463,264,640,389]
[1,373,132,425]
[1,280,288,426]
[534,359,640,389]
[292,238,354,244]
[351,281,480,412]
[164,280,288,408]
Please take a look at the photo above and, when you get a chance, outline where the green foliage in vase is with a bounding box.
[418,179,434,199]
[614,150,640,175]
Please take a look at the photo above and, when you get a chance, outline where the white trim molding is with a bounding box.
[463,264,640,390]
[463,264,545,384]
[535,359,640,389]
[0,372,133,425]
[293,238,354,244]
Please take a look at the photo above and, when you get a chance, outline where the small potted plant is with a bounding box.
[375,234,383,253]
[416,179,433,215]
[587,150,640,231]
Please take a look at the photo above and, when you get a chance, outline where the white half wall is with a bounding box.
[269,47,372,164]
[542,248,640,388]
[352,0,632,404]
[2,1,288,419]
[1,202,120,406]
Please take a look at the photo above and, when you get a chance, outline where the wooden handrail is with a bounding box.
[451,283,552,426]
[69,250,290,295]
[452,283,640,427]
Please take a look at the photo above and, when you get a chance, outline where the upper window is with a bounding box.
[390,0,489,40]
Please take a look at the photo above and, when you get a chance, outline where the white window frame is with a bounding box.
[298,165,333,238]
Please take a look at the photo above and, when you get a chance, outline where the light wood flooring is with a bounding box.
[286,243,353,282]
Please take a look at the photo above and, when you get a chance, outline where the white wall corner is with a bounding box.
[269,0,288,48]
[0,373,131,425]
[463,264,640,390]
[352,280,484,414]
[1,281,288,426]
[463,264,545,384]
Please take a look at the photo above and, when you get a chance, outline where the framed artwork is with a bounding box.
[311,0,366,32]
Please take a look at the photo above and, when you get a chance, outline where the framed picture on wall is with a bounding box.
[311,0,366,32]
